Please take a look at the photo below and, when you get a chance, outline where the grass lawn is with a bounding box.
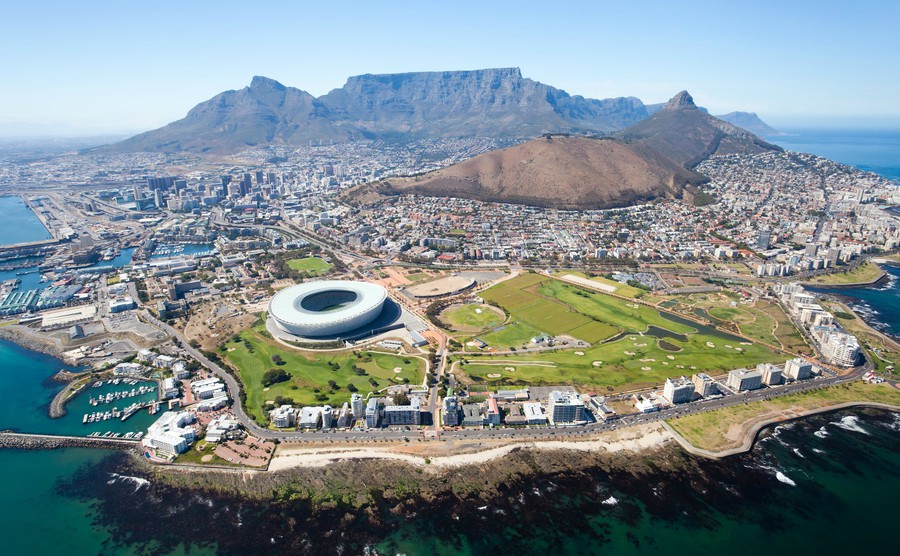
[404,272,433,284]
[223,324,424,424]
[286,256,333,275]
[667,382,900,452]
[806,262,884,285]
[442,303,505,333]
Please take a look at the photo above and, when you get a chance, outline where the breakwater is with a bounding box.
[0,431,139,451]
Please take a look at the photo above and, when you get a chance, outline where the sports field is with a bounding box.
[223,324,424,424]
[460,273,785,391]
[553,271,646,298]
[286,256,333,275]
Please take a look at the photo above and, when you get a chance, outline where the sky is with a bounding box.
[1,0,899,136]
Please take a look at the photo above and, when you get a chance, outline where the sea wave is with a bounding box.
[775,472,797,486]
[813,426,829,439]
[830,415,870,435]
[107,472,150,492]
[601,496,619,506]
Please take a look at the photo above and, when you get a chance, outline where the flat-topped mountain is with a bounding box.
[617,91,782,168]
[343,135,709,210]
[102,69,649,154]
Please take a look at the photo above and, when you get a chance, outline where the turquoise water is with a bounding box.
[0,195,52,246]
[808,264,900,336]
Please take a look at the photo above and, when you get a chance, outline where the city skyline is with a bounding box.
[2,0,899,136]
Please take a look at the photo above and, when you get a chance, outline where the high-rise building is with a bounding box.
[727,368,763,391]
[757,363,783,386]
[443,396,459,426]
[784,358,813,380]
[757,229,772,250]
[547,391,585,425]
[692,373,718,397]
[663,376,695,404]
[350,393,364,418]
[365,397,381,429]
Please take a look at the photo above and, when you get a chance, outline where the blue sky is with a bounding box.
[1,0,898,135]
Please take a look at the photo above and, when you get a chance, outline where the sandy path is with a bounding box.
[267,423,672,471]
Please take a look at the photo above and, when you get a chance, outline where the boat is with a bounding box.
[83,414,88,424]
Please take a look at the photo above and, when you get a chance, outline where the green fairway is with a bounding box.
[442,303,505,332]
[223,325,424,424]
[476,321,544,349]
[479,274,618,344]
[286,256,333,275]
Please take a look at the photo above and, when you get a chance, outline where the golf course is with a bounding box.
[456,273,787,391]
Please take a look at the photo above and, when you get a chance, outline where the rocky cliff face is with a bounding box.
[104,68,649,153]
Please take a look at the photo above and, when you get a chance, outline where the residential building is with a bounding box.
[383,397,421,426]
[692,373,718,397]
[727,368,763,391]
[269,405,298,428]
[461,403,484,427]
[443,396,460,426]
[350,393,364,418]
[484,397,501,426]
[663,376,695,404]
[784,358,813,380]
[161,377,179,399]
[365,397,381,428]
[757,363,783,386]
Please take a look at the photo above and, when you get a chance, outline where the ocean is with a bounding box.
[0,195,53,246]
[1,128,899,555]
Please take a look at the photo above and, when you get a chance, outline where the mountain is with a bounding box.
[645,103,779,136]
[715,111,781,136]
[343,135,709,210]
[102,69,649,154]
[617,91,782,168]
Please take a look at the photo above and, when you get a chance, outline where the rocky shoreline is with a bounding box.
[0,325,66,360]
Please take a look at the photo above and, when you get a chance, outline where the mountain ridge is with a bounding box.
[103,68,650,153]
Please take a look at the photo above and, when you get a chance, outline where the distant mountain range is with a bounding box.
[344,91,782,210]
[99,68,779,154]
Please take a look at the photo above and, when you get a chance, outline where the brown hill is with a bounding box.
[617,91,782,168]
[344,135,708,210]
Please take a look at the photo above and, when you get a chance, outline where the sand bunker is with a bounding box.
[394,368,403,373]
[666,355,675,360]
[574,351,585,356]
[504,367,516,372]
[487,373,502,378]
[592,361,603,367]
[629,337,637,341]
[641,366,652,371]
[623,351,635,356]
[706,342,716,348]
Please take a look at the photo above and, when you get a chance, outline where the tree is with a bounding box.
[262,368,290,387]
[346,383,358,393]
[271,354,285,366]
[393,392,411,406]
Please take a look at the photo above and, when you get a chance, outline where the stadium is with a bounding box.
[268,280,388,338]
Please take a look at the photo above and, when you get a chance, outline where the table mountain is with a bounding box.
[102,69,649,154]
